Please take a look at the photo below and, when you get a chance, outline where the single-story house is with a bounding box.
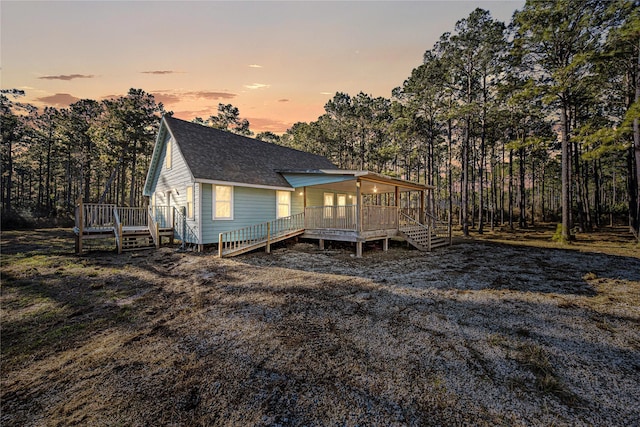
[141,116,449,257]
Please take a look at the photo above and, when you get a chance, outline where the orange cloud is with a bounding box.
[39,74,95,81]
[36,93,80,106]
[278,99,290,103]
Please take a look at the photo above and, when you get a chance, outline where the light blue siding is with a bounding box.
[282,173,354,188]
[200,186,304,244]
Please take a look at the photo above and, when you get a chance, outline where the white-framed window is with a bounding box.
[276,190,291,218]
[213,185,233,220]
[165,139,172,169]
[337,193,347,218]
[186,185,194,218]
[323,192,334,218]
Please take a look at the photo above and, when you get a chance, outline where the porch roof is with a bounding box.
[279,169,433,193]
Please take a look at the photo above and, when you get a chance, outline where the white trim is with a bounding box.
[212,184,234,221]
[195,178,292,192]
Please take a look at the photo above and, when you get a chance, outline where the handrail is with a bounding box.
[173,207,199,251]
[399,212,432,251]
[424,211,451,244]
[147,207,160,248]
[113,207,123,254]
[219,212,304,257]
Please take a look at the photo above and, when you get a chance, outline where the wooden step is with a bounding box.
[121,234,154,251]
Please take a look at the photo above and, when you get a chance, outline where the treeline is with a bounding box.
[1,89,166,224]
[1,0,638,240]
[277,1,639,240]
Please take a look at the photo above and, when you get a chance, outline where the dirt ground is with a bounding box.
[1,228,639,426]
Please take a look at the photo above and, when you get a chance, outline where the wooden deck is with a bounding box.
[74,200,177,254]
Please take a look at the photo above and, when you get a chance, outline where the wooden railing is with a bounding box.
[425,211,452,244]
[305,205,398,231]
[113,208,123,254]
[147,207,160,249]
[362,206,398,231]
[173,207,199,250]
[115,207,148,227]
[219,212,304,257]
[75,202,116,232]
[150,205,172,229]
[305,205,357,230]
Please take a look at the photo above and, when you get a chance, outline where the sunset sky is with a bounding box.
[2,1,524,133]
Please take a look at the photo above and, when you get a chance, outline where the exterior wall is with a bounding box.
[199,185,304,244]
[305,187,356,207]
[149,132,197,235]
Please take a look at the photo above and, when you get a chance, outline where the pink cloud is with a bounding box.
[39,74,95,81]
[35,93,80,106]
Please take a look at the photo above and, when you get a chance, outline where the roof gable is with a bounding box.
[162,117,336,188]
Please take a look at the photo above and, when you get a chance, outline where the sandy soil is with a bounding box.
[1,229,639,426]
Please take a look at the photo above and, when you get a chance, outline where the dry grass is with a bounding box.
[1,227,639,426]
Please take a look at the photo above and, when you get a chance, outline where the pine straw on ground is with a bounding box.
[1,228,639,426]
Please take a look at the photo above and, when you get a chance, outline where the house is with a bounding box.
[75,116,450,256]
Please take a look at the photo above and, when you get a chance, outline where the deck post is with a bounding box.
[266,222,271,254]
[218,233,223,257]
[117,223,123,254]
[356,241,363,258]
[319,239,324,250]
[155,222,160,248]
[383,238,388,252]
[76,197,84,254]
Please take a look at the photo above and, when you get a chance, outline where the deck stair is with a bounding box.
[219,213,305,257]
[398,212,450,252]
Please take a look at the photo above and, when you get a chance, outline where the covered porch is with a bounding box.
[284,170,443,257]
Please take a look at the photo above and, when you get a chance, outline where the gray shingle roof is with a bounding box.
[164,116,336,188]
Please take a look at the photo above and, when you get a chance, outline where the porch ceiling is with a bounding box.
[279,169,431,194]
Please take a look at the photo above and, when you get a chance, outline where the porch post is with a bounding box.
[356,180,362,233]
[420,189,425,224]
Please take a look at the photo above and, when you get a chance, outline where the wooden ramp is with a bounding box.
[219,213,305,257]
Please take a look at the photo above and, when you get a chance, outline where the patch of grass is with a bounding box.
[515,342,580,405]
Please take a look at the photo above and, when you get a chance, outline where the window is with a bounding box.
[276,191,291,218]
[186,186,194,218]
[323,192,334,218]
[337,194,347,218]
[165,139,172,169]
[213,185,233,220]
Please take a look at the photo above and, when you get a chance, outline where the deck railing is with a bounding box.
[362,206,398,231]
[76,203,116,232]
[305,205,397,231]
[115,207,148,227]
[219,212,304,256]
[305,205,357,230]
